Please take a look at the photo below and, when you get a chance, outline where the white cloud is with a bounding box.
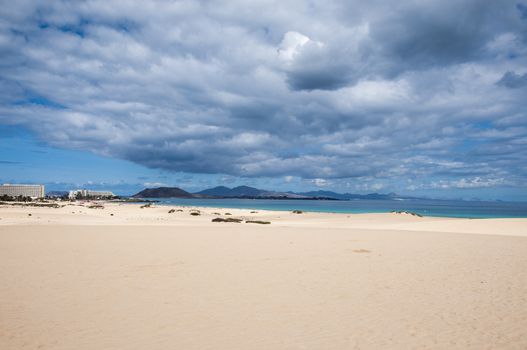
[277,31,312,61]
[143,182,168,188]
[410,177,514,190]
[312,178,329,187]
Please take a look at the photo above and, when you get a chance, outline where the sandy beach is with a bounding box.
[1,202,527,349]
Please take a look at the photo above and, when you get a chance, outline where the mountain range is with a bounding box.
[195,186,316,199]
[132,185,404,200]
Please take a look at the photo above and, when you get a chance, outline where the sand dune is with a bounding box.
[1,203,527,349]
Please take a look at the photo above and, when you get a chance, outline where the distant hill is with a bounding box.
[196,186,314,199]
[227,186,265,197]
[195,186,232,196]
[132,187,194,198]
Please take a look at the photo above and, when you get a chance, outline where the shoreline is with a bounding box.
[123,197,527,219]
[3,198,527,219]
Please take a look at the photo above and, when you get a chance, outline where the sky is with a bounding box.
[0,0,526,200]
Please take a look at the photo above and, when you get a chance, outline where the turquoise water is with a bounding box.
[144,198,527,219]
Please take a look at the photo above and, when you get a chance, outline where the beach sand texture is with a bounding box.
[1,203,527,349]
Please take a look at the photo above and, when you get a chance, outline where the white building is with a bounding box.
[0,184,45,199]
[68,189,115,199]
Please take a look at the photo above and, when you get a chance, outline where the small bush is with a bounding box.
[224,212,232,215]
[212,217,242,223]
[168,209,175,213]
[292,210,303,214]
[246,220,270,224]
[190,212,201,216]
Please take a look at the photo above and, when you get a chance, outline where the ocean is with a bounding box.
[145,198,527,219]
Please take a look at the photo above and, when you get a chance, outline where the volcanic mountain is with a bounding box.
[132,187,194,198]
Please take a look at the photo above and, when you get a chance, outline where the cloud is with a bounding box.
[143,182,168,188]
[0,0,526,195]
[311,178,330,187]
[278,31,355,91]
[277,31,313,61]
[416,177,513,190]
[497,71,527,88]
[517,3,527,19]
[284,175,295,183]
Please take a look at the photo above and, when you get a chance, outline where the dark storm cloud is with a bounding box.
[0,0,526,192]
[370,1,508,69]
[497,71,527,88]
[286,67,351,91]
[518,3,527,19]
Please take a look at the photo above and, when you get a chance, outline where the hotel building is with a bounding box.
[68,189,115,199]
[0,184,45,199]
